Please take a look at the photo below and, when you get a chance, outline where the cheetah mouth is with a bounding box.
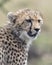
[27,31,37,37]
[27,30,40,37]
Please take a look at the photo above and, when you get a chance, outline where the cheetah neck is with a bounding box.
[11,29,32,51]
[19,31,34,50]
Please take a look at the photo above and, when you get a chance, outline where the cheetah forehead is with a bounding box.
[8,8,42,19]
[7,8,43,25]
[16,8,41,17]
[15,9,43,24]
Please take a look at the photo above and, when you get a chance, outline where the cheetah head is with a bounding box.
[8,9,43,42]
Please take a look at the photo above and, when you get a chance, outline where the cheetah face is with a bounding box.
[8,9,43,40]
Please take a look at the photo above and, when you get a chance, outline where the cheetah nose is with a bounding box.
[35,28,40,32]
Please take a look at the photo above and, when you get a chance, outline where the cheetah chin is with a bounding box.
[19,29,41,43]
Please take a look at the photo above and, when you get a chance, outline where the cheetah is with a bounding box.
[0,9,43,65]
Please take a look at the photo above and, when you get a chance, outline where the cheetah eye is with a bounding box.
[13,19,16,23]
[38,19,41,23]
[25,19,31,23]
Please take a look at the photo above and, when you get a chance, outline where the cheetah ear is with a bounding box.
[7,12,17,23]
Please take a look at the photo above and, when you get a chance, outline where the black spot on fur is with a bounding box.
[11,51,13,55]
[13,60,15,63]
[14,53,16,55]
[0,37,2,38]
[23,62,25,65]
[7,36,9,41]
[0,56,1,59]
[16,59,18,61]
[4,41,7,44]
[17,54,19,57]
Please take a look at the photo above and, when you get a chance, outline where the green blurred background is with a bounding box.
[0,0,52,65]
